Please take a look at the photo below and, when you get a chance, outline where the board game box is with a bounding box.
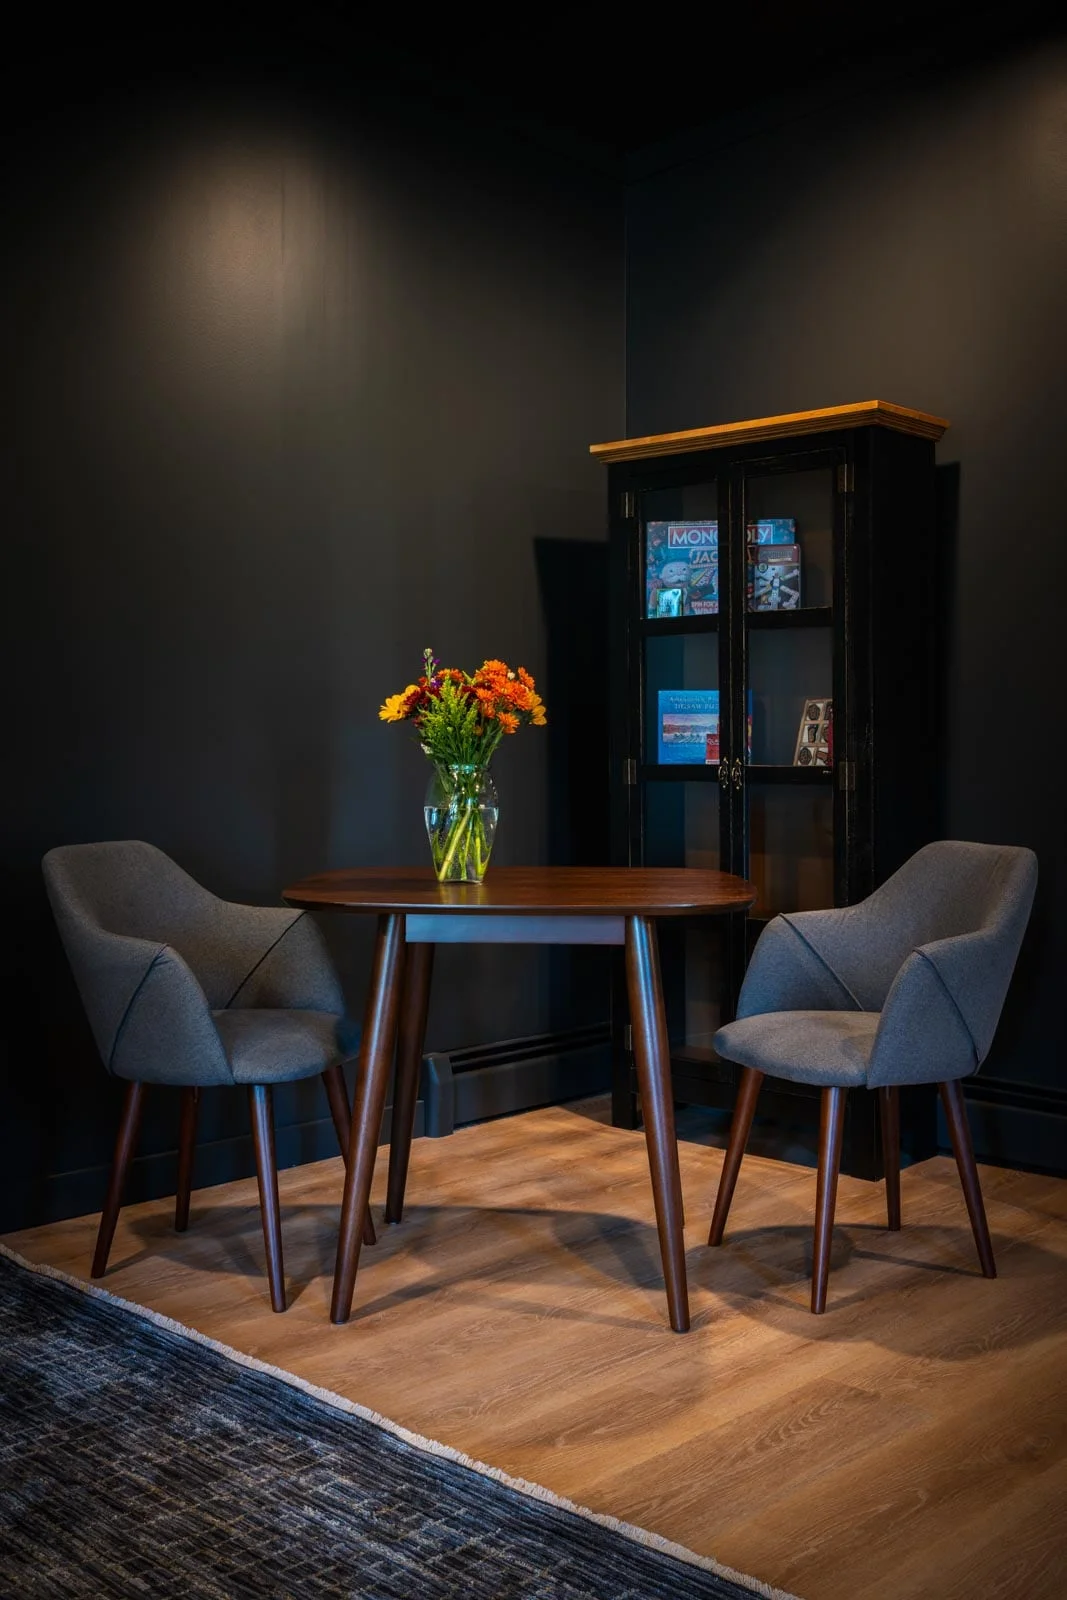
[746,518,796,545]
[748,543,801,610]
[646,521,719,617]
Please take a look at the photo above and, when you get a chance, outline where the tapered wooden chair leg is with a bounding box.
[175,1087,200,1233]
[322,1065,376,1245]
[708,1067,764,1246]
[879,1085,901,1231]
[249,1084,286,1312]
[92,1081,146,1278]
[940,1079,996,1278]
[811,1086,847,1314]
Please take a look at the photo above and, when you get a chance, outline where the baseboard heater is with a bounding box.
[421,1022,611,1137]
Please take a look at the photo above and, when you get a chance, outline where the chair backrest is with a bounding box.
[873,840,1036,948]
[42,837,304,1005]
[893,840,1037,1067]
[42,841,218,1067]
[43,839,218,945]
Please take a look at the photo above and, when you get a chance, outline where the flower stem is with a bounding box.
[437,803,474,881]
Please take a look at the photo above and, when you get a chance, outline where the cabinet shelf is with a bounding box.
[640,763,834,784]
[637,605,832,638]
[639,615,719,637]
[747,605,832,630]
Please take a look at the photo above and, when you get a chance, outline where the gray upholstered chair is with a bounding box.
[708,840,1038,1313]
[42,839,374,1312]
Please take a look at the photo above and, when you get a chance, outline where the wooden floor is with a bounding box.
[6,1097,1067,1600]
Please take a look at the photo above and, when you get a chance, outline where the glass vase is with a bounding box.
[424,763,499,883]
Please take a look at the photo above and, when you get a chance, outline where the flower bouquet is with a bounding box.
[380,649,547,883]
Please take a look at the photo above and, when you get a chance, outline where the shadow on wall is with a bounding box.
[535,536,612,1032]
[934,460,960,835]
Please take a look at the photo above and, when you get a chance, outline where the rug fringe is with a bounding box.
[0,1241,802,1600]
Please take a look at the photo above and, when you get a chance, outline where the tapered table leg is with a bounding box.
[386,942,434,1224]
[625,914,689,1333]
[331,914,406,1324]
[322,1064,376,1246]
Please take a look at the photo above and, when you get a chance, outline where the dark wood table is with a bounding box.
[282,866,756,1332]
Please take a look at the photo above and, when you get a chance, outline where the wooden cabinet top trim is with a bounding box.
[589,400,949,463]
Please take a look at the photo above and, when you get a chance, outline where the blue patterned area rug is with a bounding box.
[0,1246,799,1600]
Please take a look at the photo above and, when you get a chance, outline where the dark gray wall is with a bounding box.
[626,33,1067,1165]
[2,60,622,1229]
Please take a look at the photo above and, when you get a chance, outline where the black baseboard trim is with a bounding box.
[957,1076,1067,1176]
[422,1024,612,1137]
[26,1102,424,1232]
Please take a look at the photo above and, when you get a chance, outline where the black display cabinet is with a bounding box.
[591,401,950,1179]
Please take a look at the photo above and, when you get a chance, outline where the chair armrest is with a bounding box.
[867,947,978,1087]
[736,913,863,1017]
[910,922,1025,1067]
[109,945,233,1086]
[869,909,1032,1088]
[51,920,166,1070]
[51,910,233,1086]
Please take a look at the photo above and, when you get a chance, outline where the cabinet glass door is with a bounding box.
[637,481,725,1052]
[739,459,841,921]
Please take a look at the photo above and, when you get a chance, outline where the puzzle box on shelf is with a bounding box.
[657,689,753,764]
[793,698,833,767]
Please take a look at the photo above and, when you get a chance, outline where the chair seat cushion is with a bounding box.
[212,1009,343,1084]
[712,1010,881,1088]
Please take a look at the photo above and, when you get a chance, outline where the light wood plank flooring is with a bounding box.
[5,1098,1067,1600]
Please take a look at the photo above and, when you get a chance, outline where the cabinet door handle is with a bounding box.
[732,758,744,790]
[718,760,730,791]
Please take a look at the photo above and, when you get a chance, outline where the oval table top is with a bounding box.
[282,865,757,918]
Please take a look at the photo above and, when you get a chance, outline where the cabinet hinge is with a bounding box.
[837,759,856,792]
[623,1023,633,1052]
[620,490,637,519]
[837,462,855,494]
[624,757,637,785]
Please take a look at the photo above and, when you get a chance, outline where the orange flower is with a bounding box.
[496,711,520,734]
[379,687,418,722]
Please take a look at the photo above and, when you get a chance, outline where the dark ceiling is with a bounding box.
[5,3,1061,168]
[308,3,1060,163]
